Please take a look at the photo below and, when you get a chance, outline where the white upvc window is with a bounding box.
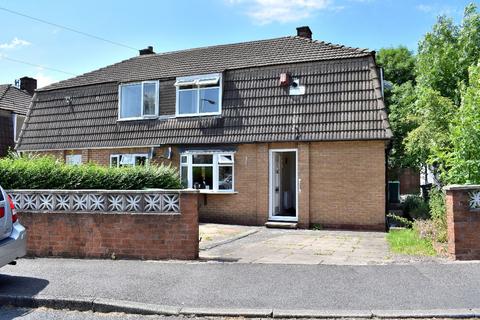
[118,81,159,120]
[180,152,234,192]
[110,154,149,168]
[65,154,82,166]
[175,73,222,117]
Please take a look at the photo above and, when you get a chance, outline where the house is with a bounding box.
[16,27,392,230]
[0,77,36,156]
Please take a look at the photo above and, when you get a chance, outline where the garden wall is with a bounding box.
[445,185,480,260]
[7,189,199,260]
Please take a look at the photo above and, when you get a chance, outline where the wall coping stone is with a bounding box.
[6,188,200,194]
[444,184,480,191]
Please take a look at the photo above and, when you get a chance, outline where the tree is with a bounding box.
[403,3,480,185]
[441,63,480,184]
[404,87,456,182]
[376,47,417,169]
[416,3,480,104]
[376,46,416,86]
[387,81,418,168]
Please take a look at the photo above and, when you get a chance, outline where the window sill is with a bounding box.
[198,190,238,195]
[117,116,159,122]
[175,112,221,118]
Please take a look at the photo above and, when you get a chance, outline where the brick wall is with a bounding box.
[388,167,420,195]
[309,141,386,231]
[37,140,387,230]
[445,185,480,260]
[18,193,199,260]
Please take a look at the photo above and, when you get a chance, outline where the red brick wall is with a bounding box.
[388,167,420,195]
[18,193,199,260]
[446,186,480,260]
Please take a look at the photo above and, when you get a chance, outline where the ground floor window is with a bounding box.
[65,154,82,166]
[110,154,149,168]
[180,152,234,192]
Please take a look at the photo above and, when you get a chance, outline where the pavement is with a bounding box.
[1,257,480,317]
[200,225,444,265]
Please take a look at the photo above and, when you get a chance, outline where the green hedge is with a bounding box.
[0,155,182,190]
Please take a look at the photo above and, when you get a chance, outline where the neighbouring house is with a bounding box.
[16,27,392,230]
[388,167,421,202]
[0,77,36,156]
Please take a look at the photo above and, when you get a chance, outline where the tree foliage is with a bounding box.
[376,47,417,169]
[376,46,416,86]
[441,63,480,184]
[389,3,480,184]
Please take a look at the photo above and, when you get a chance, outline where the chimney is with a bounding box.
[19,76,37,96]
[139,46,155,55]
[296,26,312,40]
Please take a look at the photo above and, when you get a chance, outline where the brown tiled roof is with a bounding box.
[41,36,372,91]
[0,84,32,115]
[17,49,392,151]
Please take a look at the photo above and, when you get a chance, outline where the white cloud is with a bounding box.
[0,37,31,49]
[34,72,58,89]
[416,3,461,17]
[416,4,432,13]
[228,0,335,24]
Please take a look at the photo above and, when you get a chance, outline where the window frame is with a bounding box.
[110,153,150,168]
[180,152,234,192]
[118,81,160,121]
[175,73,222,118]
[65,154,82,166]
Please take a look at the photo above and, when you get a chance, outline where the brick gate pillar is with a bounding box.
[445,185,480,260]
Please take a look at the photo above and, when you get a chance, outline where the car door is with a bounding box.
[0,187,13,240]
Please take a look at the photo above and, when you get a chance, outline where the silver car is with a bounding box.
[0,186,26,267]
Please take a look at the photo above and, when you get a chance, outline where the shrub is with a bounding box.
[428,187,448,243]
[387,213,413,228]
[401,195,430,220]
[0,155,182,190]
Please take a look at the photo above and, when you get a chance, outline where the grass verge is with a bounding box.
[387,228,437,256]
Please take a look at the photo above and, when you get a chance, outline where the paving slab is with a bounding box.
[201,227,439,265]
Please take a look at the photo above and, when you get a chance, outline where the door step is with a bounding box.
[265,221,298,229]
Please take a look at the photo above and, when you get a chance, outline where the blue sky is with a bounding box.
[0,0,475,88]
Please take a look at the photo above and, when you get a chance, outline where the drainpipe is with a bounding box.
[385,141,392,232]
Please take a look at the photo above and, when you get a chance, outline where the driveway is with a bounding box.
[199,224,444,265]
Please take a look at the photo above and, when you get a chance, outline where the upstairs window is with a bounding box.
[175,73,222,117]
[119,81,159,120]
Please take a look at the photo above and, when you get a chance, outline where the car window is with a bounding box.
[0,187,4,202]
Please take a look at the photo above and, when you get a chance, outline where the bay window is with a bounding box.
[119,81,159,120]
[180,152,234,192]
[175,73,222,117]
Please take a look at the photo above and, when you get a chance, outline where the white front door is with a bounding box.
[269,149,298,222]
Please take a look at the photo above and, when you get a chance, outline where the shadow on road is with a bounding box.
[0,274,49,319]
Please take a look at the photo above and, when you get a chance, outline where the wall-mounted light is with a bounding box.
[279,73,291,86]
